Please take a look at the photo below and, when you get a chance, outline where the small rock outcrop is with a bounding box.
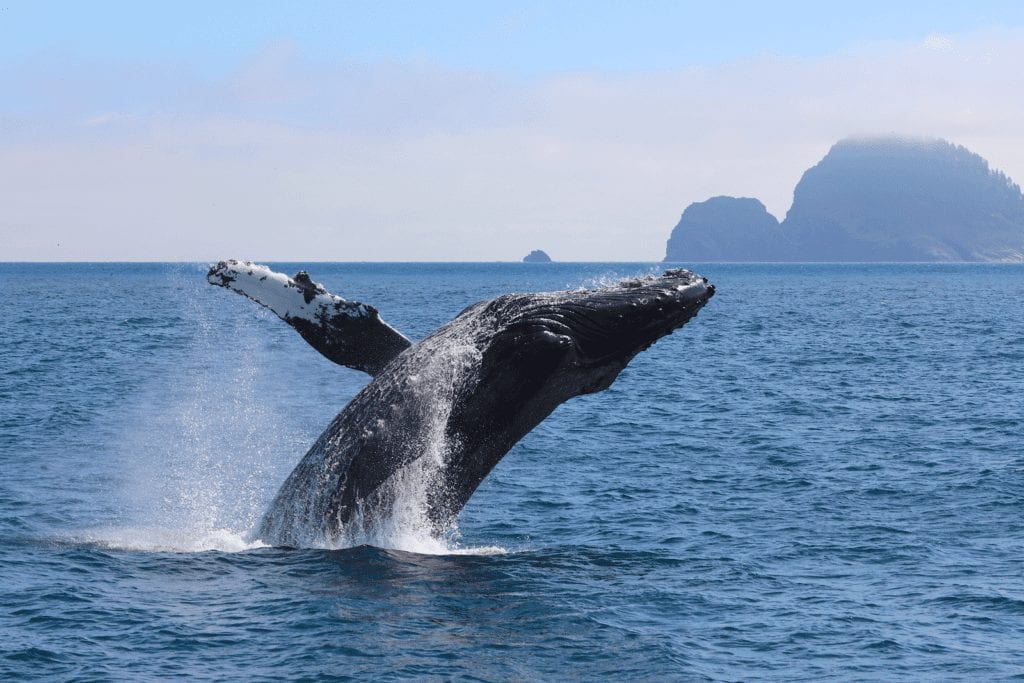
[522,249,553,263]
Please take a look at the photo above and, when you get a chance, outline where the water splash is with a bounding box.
[93,268,502,556]
[344,335,482,550]
[574,265,662,291]
[258,319,490,554]
[100,270,296,553]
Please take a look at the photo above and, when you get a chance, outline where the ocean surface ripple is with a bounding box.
[1,262,1022,680]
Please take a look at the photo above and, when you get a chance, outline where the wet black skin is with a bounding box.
[433,271,715,526]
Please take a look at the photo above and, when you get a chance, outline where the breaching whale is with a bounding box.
[208,261,714,547]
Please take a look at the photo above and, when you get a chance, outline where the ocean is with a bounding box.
[1,262,1022,680]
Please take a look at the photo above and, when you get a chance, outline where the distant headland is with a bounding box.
[523,249,553,263]
[665,136,1024,262]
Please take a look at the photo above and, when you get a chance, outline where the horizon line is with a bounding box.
[2,260,1021,266]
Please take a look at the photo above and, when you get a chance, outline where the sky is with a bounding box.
[2,1,1024,261]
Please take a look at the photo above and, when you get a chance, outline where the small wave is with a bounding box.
[368,541,508,556]
[66,527,268,553]
[296,530,507,557]
[432,544,507,556]
[62,526,506,556]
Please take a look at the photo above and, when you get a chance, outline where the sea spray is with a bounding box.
[334,333,482,552]
[258,315,487,553]
[97,268,303,553]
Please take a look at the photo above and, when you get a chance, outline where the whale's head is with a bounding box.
[482,268,715,396]
[435,268,714,514]
[368,268,716,527]
[451,269,713,448]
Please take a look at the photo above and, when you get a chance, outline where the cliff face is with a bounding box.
[664,196,787,262]
[664,137,1024,262]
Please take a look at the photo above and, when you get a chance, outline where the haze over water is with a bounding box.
[1,262,1022,680]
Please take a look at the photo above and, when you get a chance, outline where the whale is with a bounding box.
[208,261,714,547]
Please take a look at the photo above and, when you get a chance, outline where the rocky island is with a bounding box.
[665,137,1024,262]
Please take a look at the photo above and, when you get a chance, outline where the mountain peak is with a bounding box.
[665,136,1024,262]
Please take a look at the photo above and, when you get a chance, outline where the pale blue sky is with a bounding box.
[2,2,1023,260]
[4,1,1024,75]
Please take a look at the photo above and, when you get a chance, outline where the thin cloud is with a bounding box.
[1,28,1022,260]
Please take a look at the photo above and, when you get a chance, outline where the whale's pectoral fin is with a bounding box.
[207,260,412,376]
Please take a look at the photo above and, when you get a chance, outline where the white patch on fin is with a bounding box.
[207,260,370,325]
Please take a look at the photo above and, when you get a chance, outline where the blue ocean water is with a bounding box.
[1,262,1022,680]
